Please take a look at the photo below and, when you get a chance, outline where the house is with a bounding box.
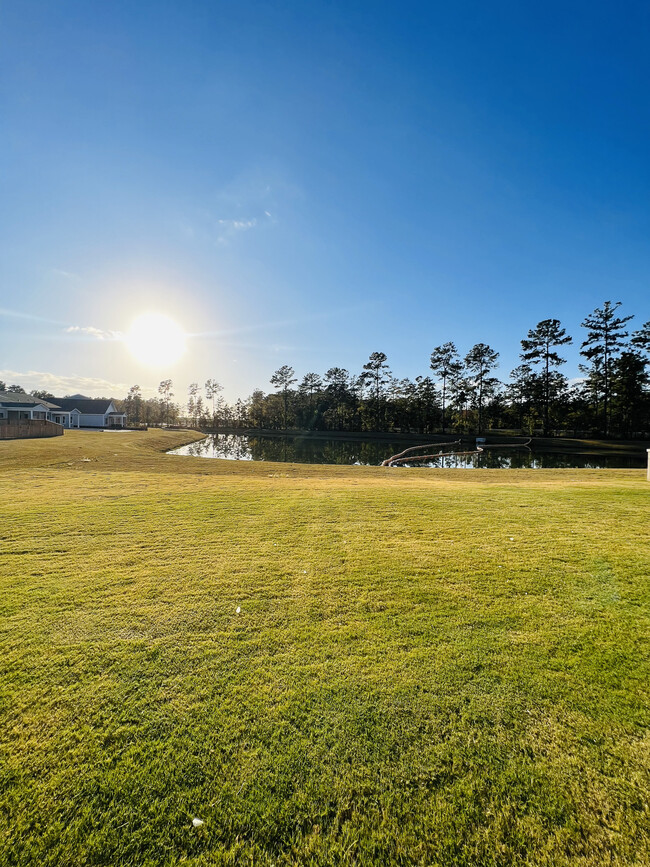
[0,392,126,430]
[0,393,63,424]
[48,396,127,429]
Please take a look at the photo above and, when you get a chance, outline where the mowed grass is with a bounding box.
[1,431,649,866]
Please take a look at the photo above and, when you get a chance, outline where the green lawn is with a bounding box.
[1,430,649,865]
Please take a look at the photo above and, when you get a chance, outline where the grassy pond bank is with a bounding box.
[1,429,649,865]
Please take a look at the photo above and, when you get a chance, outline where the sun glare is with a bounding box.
[125,312,187,367]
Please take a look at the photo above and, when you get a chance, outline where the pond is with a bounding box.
[167,433,646,469]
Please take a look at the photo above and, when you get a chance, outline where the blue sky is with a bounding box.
[1,0,649,400]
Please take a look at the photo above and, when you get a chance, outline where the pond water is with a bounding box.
[167,433,646,469]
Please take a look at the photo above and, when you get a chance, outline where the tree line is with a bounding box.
[4,300,647,437]
[118,301,649,438]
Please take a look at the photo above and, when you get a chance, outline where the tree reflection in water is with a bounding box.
[168,435,644,469]
[411,450,638,469]
[179,434,254,461]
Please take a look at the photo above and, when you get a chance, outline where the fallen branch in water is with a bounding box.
[387,448,483,466]
[381,441,461,467]
[383,437,533,467]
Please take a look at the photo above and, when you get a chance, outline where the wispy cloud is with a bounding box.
[1,309,125,341]
[216,216,260,245]
[0,369,129,398]
[172,170,296,245]
[0,307,65,326]
[178,218,196,239]
[218,218,258,231]
[65,325,123,341]
[198,340,301,353]
[190,305,364,340]
[50,268,81,281]
[177,212,266,246]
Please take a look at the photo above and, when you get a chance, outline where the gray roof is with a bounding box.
[0,392,60,409]
[50,397,115,414]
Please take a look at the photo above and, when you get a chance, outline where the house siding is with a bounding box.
[79,413,108,427]
[0,394,126,429]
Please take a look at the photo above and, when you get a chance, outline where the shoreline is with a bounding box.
[192,427,649,455]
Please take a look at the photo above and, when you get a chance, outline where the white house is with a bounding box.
[0,392,126,429]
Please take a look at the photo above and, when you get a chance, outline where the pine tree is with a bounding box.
[270,366,297,429]
[631,321,650,354]
[430,342,463,434]
[205,379,223,427]
[580,301,632,435]
[299,373,323,429]
[520,319,572,435]
[464,344,499,434]
[158,380,174,426]
[360,352,391,429]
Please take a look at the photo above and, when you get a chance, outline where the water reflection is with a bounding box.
[170,434,408,465]
[177,434,254,461]
[168,434,645,469]
[412,451,632,469]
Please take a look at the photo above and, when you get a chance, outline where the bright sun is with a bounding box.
[125,312,187,367]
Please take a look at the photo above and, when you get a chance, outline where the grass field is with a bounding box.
[1,429,649,866]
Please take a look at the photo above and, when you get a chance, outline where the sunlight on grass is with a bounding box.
[1,431,649,865]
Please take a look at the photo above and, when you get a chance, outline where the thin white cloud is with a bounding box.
[178,182,282,244]
[0,369,129,398]
[216,217,259,245]
[65,325,123,341]
[0,307,65,325]
[190,304,364,340]
[218,218,258,231]
[51,268,81,280]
